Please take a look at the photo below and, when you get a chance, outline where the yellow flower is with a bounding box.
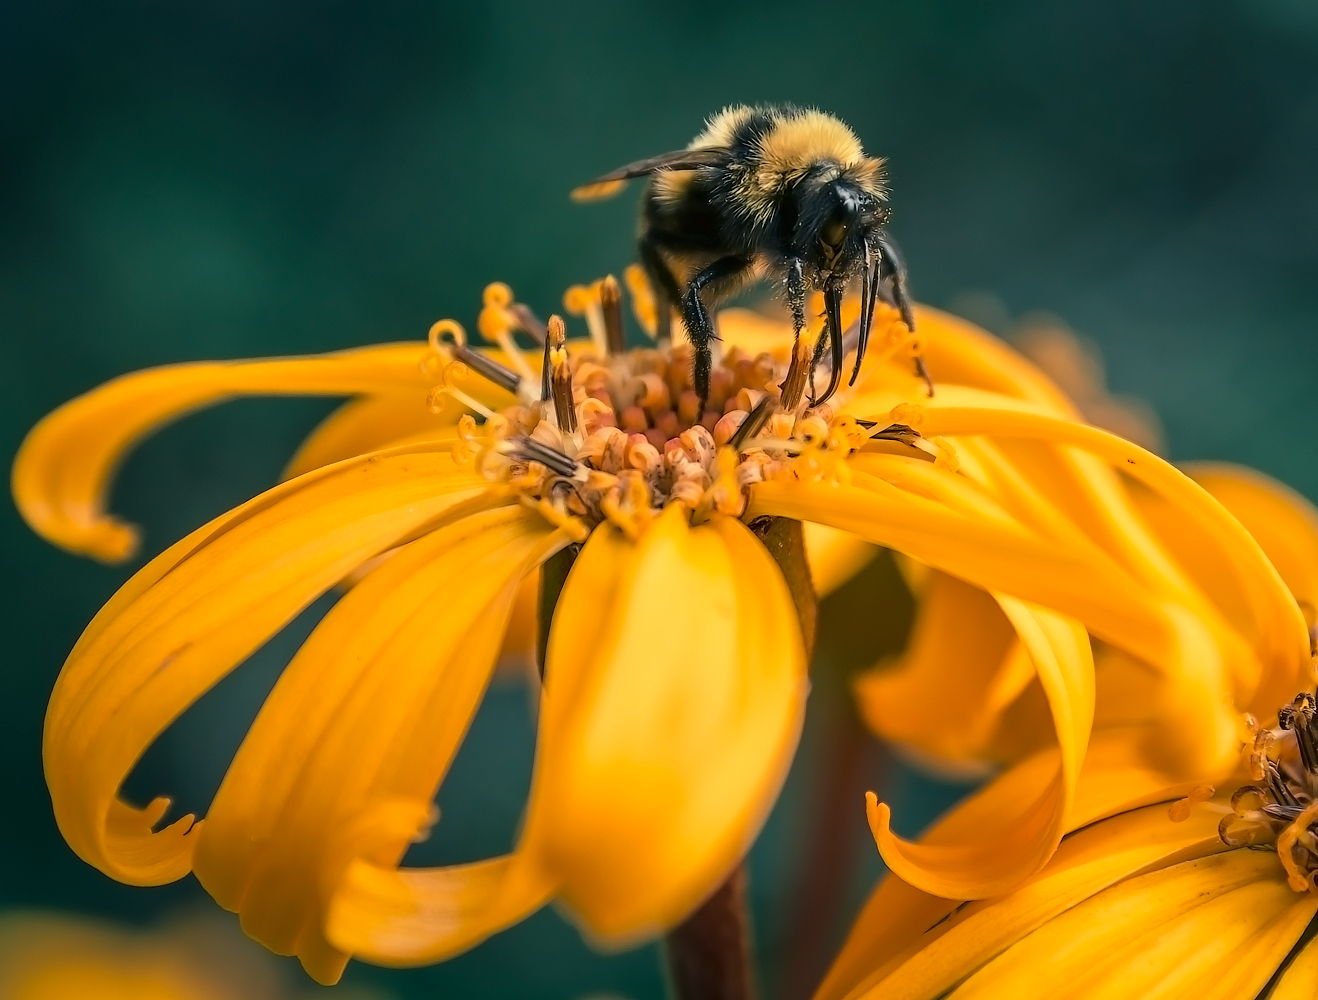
[16,272,1302,981]
[850,439,1314,898]
[815,465,1318,1000]
[0,908,383,999]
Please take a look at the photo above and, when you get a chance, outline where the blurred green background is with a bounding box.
[2,2,1316,997]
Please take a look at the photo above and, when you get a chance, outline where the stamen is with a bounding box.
[780,321,823,414]
[500,434,585,481]
[479,283,541,388]
[564,281,609,357]
[1280,693,1318,774]
[427,362,498,420]
[600,274,626,355]
[544,315,578,436]
[1167,784,1215,822]
[449,343,523,396]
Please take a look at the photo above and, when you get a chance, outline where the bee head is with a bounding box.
[794,173,883,280]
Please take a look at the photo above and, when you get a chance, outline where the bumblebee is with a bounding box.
[573,104,921,408]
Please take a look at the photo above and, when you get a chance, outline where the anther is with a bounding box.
[544,315,578,435]
[600,274,626,355]
[1168,784,1215,822]
[727,394,775,451]
[1280,693,1318,774]
[502,435,585,481]
[449,343,523,396]
[779,321,822,414]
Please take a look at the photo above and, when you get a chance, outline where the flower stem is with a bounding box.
[537,542,580,676]
[664,865,759,1000]
[664,516,817,1000]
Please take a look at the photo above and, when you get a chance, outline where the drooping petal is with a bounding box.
[193,508,563,984]
[949,851,1315,1000]
[854,571,1042,767]
[748,476,1174,664]
[1186,461,1318,632]
[913,407,1310,703]
[325,530,631,971]
[284,392,459,480]
[815,796,1229,1000]
[540,505,809,944]
[867,597,1093,898]
[10,343,481,561]
[43,443,494,888]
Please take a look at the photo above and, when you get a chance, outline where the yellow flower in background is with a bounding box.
[814,466,1318,1000]
[813,691,1318,999]
[0,909,385,1000]
[16,268,1305,981]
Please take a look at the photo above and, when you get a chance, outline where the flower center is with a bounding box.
[1221,692,1318,893]
[423,274,928,540]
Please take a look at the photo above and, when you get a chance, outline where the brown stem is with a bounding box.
[665,517,818,1000]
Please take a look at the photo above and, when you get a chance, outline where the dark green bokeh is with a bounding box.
[2,2,1316,997]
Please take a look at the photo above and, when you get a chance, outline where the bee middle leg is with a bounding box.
[682,255,750,407]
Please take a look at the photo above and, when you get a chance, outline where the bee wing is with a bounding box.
[570,147,730,201]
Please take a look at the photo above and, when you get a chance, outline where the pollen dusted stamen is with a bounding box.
[1221,692,1318,894]
[545,315,578,436]
[600,274,626,355]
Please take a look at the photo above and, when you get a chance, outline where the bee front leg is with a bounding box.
[786,257,806,337]
[682,255,750,408]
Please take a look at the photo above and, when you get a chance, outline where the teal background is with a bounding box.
[2,2,1316,997]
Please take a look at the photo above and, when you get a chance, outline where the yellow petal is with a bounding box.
[950,851,1315,1000]
[284,392,460,480]
[1187,461,1318,656]
[819,796,1229,1000]
[1270,928,1318,999]
[915,306,1078,414]
[854,571,1037,765]
[43,443,492,889]
[283,345,536,480]
[868,598,1093,898]
[194,508,561,983]
[749,477,1174,664]
[803,522,879,596]
[326,527,619,970]
[540,505,809,944]
[12,343,447,561]
[914,406,1310,703]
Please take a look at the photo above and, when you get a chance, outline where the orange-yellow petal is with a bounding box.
[748,476,1172,663]
[855,571,1040,767]
[867,597,1093,898]
[816,795,1229,1000]
[12,343,446,561]
[913,407,1310,702]
[540,505,809,944]
[193,508,561,983]
[43,443,492,889]
[948,850,1314,1000]
[1186,462,1318,632]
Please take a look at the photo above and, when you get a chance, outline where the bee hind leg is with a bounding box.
[682,255,750,409]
